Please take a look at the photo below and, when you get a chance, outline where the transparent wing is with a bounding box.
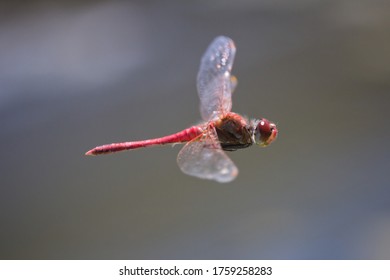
[177,128,238,183]
[230,75,238,94]
[197,36,236,121]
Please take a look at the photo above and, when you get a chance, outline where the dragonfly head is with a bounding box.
[254,118,278,147]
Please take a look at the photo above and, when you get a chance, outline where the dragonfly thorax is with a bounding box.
[213,113,253,151]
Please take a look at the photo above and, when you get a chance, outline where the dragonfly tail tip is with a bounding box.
[85,149,96,156]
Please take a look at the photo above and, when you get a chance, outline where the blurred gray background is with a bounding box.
[1,0,390,259]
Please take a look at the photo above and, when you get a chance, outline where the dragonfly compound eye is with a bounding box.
[255,118,278,147]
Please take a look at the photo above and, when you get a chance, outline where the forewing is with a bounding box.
[177,129,238,183]
[197,36,236,121]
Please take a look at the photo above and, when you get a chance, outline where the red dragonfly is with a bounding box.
[86,36,278,182]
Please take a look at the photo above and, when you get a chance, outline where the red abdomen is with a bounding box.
[85,126,203,156]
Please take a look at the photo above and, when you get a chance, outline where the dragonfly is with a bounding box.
[85,36,278,182]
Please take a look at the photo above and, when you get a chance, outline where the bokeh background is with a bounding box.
[1,0,390,259]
